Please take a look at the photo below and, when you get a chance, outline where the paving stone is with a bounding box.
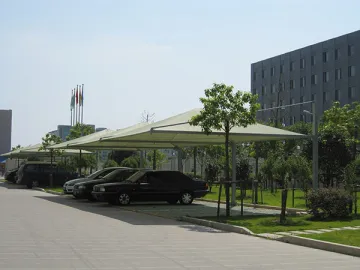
[0,182,359,269]
[288,230,311,235]
[341,226,360,230]
[303,230,324,234]
[317,229,334,233]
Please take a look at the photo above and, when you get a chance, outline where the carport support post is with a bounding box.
[193,147,197,176]
[79,150,82,176]
[139,150,144,168]
[152,150,156,170]
[231,142,236,207]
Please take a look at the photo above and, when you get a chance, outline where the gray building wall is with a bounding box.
[251,30,360,125]
[0,110,12,154]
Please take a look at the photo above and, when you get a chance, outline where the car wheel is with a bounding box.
[32,180,39,188]
[167,200,178,205]
[118,193,131,205]
[180,192,193,205]
[26,182,32,189]
[73,194,79,199]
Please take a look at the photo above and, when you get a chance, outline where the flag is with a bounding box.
[76,87,79,104]
[79,85,82,106]
[81,86,84,105]
[70,89,75,110]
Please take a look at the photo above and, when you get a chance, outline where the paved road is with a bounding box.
[0,182,359,269]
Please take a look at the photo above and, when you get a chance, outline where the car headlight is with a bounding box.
[78,185,86,190]
[99,187,105,192]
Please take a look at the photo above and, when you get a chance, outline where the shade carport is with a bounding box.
[69,108,308,206]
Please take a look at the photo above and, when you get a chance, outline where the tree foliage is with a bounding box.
[39,134,63,161]
[11,145,21,151]
[103,159,119,168]
[120,156,139,168]
[66,123,95,141]
[146,150,166,169]
[190,83,259,217]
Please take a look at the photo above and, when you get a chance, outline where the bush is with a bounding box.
[103,159,119,168]
[306,188,352,219]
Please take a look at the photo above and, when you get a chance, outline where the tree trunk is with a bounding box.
[280,188,288,224]
[225,123,230,217]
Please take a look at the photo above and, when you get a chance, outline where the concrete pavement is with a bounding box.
[0,182,360,269]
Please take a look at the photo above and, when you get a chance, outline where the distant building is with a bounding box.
[48,124,96,141]
[0,110,12,159]
[251,30,360,125]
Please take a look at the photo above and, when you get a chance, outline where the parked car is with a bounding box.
[72,168,138,200]
[16,162,78,188]
[63,167,123,194]
[4,168,19,183]
[92,170,209,205]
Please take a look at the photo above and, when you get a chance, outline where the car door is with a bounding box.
[160,171,182,201]
[132,172,160,202]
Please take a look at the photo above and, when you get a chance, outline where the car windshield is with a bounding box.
[103,169,127,180]
[125,171,147,182]
[87,169,104,179]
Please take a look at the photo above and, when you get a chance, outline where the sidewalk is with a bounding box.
[259,225,360,239]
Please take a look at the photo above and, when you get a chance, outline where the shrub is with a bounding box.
[103,159,119,168]
[306,188,352,219]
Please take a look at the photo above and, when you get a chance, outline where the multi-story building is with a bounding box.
[0,110,12,159]
[251,30,360,125]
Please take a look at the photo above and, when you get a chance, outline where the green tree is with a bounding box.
[11,145,21,151]
[66,123,96,174]
[103,159,119,168]
[120,156,139,168]
[39,134,63,163]
[190,83,259,217]
[146,150,166,169]
[66,123,95,141]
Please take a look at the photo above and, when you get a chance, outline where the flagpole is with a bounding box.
[81,84,84,124]
[75,85,78,124]
[70,89,73,126]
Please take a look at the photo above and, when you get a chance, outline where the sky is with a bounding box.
[1,0,360,147]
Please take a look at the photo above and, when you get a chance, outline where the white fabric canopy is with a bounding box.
[65,108,308,150]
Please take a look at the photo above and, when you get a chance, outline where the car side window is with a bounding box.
[41,165,56,173]
[138,174,148,183]
[25,165,38,172]
[148,175,163,186]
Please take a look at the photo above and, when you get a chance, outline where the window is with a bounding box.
[25,165,38,172]
[335,90,340,101]
[262,69,265,78]
[335,68,342,80]
[272,101,276,108]
[261,85,266,95]
[311,74,318,85]
[300,77,306,88]
[311,93,316,101]
[253,72,257,81]
[323,71,329,83]
[300,58,305,69]
[348,66,356,77]
[280,64,284,74]
[300,96,304,103]
[348,87,356,99]
[323,51,328,63]
[348,45,355,56]
[279,99,283,106]
[311,55,316,66]
[252,89,257,95]
[290,79,295,89]
[290,98,295,105]
[335,48,340,60]
[271,67,275,76]
[290,116,295,125]
[323,92,328,104]
[271,84,276,93]
[280,82,285,91]
[300,114,305,122]
[263,104,267,109]
[290,61,295,71]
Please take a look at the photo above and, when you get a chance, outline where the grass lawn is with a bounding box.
[303,230,360,247]
[204,185,307,209]
[44,187,63,193]
[203,215,360,234]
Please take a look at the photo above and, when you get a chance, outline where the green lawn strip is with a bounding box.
[303,230,360,247]
[44,187,63,193]
[205,186,307,209]
[203,215,360,234]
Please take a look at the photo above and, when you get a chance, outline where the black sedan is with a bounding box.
[92,170,209,205]
[72,168,138,201]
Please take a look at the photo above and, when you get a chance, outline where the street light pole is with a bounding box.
[312,103,319,191]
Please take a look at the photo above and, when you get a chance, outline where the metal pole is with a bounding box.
[81,84,84,124]
[152,150,156,170]
[312,102,319,190]
[193,147,197,176]
[139,150,144,168]
[231,142,236,206]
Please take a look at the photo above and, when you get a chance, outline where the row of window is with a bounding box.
[260,87,356,110]
[255,66,356,95]
[254,45,356,80]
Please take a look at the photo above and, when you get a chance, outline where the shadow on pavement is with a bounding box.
[33,194,229,234]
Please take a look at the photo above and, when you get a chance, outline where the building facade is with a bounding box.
[251,30,360,125]
[0,110,12,157]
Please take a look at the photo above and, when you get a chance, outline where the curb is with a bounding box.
[196,198,306,214]
[33,187,64,196]
[179,216,254,235]
[278,235,360,258]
